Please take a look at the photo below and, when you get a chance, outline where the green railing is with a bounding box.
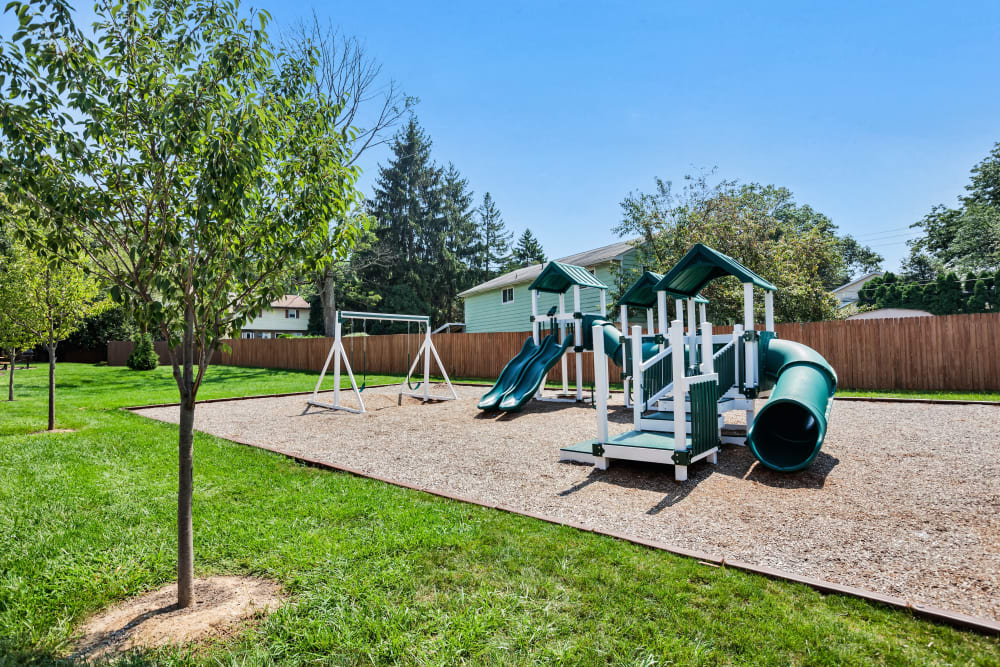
[714,342,737,393]
[689,377,720,458]
[641,350,673,407]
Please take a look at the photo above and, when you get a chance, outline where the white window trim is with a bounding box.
[501,287,515,304]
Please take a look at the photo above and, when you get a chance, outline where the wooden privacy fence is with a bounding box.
[107,312,1000,391]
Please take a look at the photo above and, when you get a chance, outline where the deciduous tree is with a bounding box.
[0,0,362,606]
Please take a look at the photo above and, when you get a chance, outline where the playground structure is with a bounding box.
[559,244,838,480]
[308,311,457,414]
[477,261,630,411]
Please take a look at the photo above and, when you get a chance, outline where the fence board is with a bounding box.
[106,312,1000,392]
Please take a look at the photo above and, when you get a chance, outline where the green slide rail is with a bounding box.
[478,336,544,410]
[748,338,838,472]
[497,334,574,411]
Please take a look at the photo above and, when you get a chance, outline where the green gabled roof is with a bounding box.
[617,271,708,308]
[529,261,608,294]
[654,244,777,296]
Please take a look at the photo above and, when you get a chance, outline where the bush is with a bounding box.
[126,333,159,371]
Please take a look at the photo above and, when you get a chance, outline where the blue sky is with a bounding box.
[4,1,999,272]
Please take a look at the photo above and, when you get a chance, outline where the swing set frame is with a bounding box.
[307,310,458,414]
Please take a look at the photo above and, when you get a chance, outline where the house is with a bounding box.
[847,308,933,320]
[831,271,883,307]
[240,295,310,339]
[458,240,641,333]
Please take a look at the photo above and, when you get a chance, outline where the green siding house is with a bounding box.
[459,240,642,333]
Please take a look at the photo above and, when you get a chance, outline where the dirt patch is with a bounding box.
[29,428,77,434]
[72,575,285,661]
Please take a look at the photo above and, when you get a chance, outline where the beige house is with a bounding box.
[831,271,883,308]
[240,295,310,339]
[847,308,933,320]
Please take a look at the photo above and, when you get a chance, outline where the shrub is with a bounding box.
[127,333,159,371]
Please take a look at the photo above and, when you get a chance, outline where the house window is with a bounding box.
[502,288,514,304]
[241,331,254,339]
[286,309,299,319]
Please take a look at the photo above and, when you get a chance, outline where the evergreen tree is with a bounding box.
[363,118,482,327]
[933,272,963,314]
[478,192,512,279]
[508,229,547,270]
[921,283,939,312]
[901,284,923,309]
[967,279,989,313]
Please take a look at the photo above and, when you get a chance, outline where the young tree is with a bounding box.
[478,192,512,279]
[967,279,989,313]
[508,229,547,270]
[1,0,362,606]
[6,249,107,429]
[0,246,43,401]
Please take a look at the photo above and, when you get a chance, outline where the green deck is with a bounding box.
[561,430,693,455]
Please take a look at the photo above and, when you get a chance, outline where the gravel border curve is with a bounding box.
[135,385,1000,625]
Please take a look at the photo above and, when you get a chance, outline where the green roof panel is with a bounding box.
[617,271,708,308]
[529,261,608,294]
[654,244,777,296]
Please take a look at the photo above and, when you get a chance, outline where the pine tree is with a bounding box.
[478,192,512,279]
[508,229,546,270]
[438,164,479,322]
[901,284,922,309]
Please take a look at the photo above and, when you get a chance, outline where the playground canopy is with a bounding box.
[654,244,777,297]
[617,270,708,308]
[529,260,608,294]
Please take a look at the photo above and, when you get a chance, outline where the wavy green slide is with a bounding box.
[477,336,545,410]
[497,334,574,411]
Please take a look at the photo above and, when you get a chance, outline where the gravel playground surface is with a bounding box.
[135,385,1000,622]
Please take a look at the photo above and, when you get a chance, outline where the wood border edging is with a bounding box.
[123,399,1000,636]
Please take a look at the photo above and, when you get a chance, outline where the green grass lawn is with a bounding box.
[1,363,997,664]
[837,388,1000,401]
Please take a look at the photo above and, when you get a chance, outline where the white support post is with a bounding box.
[531,289,539,345]
[593,324,609,443]
[600,289,607,317]
[765,291,775,332]
[701,321,714,375]
[646,308,654,335]
[669,320,688,482]
[422,323,431,401]
[574,285,583,402]
[631,325,643,428]
[732,324,743,395]
[699,303,707,327]
[593,323,610,470]
[743,283,755,394]
[620,305,628,337]
[687,298,697,369]
[560,293,569,393]
[332,319,342,407]
[657,291,668,336]
[675,298,684,334]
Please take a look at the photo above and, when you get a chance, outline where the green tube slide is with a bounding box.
[748,338,838,472]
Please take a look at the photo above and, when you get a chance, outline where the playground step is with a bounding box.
[639,411,725,433]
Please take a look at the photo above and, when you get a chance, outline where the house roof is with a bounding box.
[846,308,932,320]
[529,261,609,294]
[616,270,708,308]
[655,244,777,296]
[271,295,309,309]
[831,271,884,295]
[457,239,637,297]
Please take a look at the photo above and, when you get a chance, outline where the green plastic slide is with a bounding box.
[497,334,574,411]
[477,336,544,410]
[748,338,838,472]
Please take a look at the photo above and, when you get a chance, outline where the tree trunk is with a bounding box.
[7,348,14,401]
[47,342,56,430]
[176,305,196,608]
[176,392,195,607]
[322,265,337,337]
